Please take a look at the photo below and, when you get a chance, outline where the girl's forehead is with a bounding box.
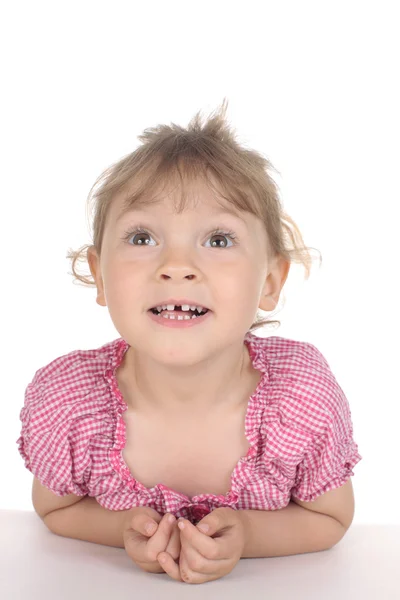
[112,185,241,223]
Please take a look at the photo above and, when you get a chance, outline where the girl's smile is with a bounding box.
[147,305,213,328]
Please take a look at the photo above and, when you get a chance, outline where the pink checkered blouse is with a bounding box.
[16,332,362,524]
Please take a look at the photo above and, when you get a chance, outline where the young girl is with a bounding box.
[16,99,362,585]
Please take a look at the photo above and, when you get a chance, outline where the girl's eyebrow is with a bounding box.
[116,204,249,227]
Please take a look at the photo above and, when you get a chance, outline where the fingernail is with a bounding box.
[168,514,175,524]
[178,520,185,530]
[198,524,209,533]
[159,555,166,564]
[146,522,156,534]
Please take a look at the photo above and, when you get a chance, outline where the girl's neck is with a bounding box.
[117,341,259,415]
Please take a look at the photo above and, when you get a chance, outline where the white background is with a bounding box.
[1,1,398,523]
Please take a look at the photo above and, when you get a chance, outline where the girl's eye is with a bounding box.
[122,227,238,248]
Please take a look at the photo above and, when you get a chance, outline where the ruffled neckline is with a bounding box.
[104,331,270,507]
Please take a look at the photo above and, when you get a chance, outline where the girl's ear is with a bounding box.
[259,257,290,312]
[87,246,107,307]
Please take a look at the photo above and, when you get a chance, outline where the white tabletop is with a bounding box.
[1,510,398,599]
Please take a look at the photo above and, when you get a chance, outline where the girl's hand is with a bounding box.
[123,507,181,573]
[157,507,246,584]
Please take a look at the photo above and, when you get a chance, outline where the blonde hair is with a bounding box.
[67,98,321,333]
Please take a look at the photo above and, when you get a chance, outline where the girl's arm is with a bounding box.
[43,495,130,548]
[239,501,346,558]
[32,477,85,519]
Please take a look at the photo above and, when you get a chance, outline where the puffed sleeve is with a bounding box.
[16,353,93,497]
[290,344,362,503]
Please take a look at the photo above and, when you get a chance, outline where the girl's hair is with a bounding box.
[67,98,321,333]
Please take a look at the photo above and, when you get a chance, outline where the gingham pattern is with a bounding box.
[16,332,362,524]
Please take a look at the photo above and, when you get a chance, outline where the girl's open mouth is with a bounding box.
[147,306,212,329]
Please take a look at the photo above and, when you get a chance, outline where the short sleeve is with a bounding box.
[290,344,362,503]
[16,355,92,498]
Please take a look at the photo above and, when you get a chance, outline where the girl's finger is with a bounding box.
[180,535,220,575]
[146,513,177,562]
[165,520,181,560]
[126,508,161,538]
[157,552,183,581]
[177,519,221,560]
[177,544,229,585]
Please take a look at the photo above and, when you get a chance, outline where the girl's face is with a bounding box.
[88,179,289,365]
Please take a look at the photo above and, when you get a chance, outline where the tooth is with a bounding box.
[155,303,205,312]
[160,312,197,320]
